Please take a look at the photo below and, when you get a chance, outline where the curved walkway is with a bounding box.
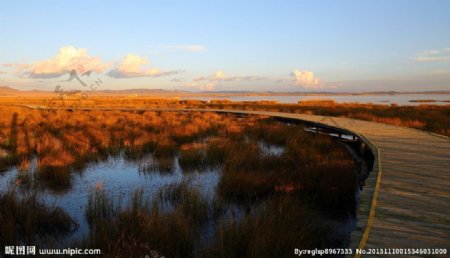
[22,106,450,256]
[210,110,450,257]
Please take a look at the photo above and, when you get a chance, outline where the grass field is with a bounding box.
[0,104,361,257]
[2,96,448,136]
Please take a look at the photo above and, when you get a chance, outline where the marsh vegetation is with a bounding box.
[4,95,448,135]
[0,106,361,257]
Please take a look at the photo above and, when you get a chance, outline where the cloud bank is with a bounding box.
[107,54,181,78]
[194,70,265,82]
[291,70,321,88]
[411,48,450,62]
[20,46,110,78]
[3,46,183,79]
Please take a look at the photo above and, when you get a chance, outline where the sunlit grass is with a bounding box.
[0,105,362,256]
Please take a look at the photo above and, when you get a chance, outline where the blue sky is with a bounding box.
[1,0,450,92]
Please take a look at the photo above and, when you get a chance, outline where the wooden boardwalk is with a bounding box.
[21,106,450,256]
[210,110,450,257]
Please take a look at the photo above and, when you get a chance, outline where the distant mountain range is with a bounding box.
[1,86,450,97]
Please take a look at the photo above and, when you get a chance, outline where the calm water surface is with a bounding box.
[0,141,288,244]
[0,155,221,243]
[0,140,356,249]
[183,94,450,105]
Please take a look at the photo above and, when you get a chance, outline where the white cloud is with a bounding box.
[419,50,440,55]
[107,54,182,78]
[194,70,265,82]
[161,45,207,52]
[212,70,226,80]
[183,82,215,91]
[15,46,110,78]
[411,48,450,62]
[291,70,321,88]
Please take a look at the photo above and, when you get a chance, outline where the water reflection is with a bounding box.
[258,141,284,156]
[182,94,450,105]
[0,154,221,243]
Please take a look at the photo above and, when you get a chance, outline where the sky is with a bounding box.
[0,0,450,92]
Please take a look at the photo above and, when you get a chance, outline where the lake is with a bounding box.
[183,94,450,105]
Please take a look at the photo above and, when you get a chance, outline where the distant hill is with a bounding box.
[1,85,449,97]
[0,86,20,95]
